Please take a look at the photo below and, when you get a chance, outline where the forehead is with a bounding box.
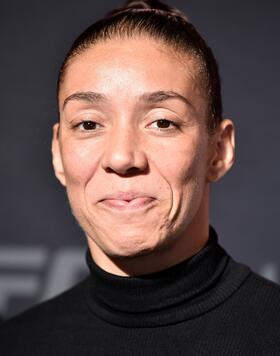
[59,37,205,114]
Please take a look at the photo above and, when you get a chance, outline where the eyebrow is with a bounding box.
[62,90,194,110]
[62,92,107,110]
[141,90,193,109]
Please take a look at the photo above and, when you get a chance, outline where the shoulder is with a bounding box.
[225,267,280,335]
[226,259,280,314]
[2,276,89,325]
[0,277,90,354]
[240,270,280,305]
[208,262,280,353]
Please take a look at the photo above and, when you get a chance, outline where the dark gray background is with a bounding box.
[0,0,279,319]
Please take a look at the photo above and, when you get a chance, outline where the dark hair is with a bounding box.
[57,0,222,134]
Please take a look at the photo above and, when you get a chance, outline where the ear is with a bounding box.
[206,119,235,183]
[51,123,66,186]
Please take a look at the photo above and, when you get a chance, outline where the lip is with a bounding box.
[99,191,156,212]
[100,190,154,201]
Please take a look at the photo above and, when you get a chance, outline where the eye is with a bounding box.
[149,119,177,130]
[76,120,101,131]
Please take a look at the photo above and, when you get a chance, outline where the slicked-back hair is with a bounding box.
[57,0,222,134]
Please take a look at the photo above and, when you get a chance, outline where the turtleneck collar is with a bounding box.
[85,226,251,327]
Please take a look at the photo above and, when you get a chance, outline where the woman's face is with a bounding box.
[53,36,215,265]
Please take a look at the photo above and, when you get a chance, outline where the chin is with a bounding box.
[101,232,162,260]
[107,246,155,260]
[103,229,175,261]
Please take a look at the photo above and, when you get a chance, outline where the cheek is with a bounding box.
[61,139,99,185]
[155,134,207,189]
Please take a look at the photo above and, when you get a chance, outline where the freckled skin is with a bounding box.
[52,37,235,276]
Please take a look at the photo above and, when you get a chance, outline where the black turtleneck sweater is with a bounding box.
[0,227,280,355]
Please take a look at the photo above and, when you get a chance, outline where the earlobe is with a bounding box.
[206,119,235,183]
[51,123,66,186]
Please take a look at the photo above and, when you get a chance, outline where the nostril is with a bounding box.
[104,166,139,176]
[127,166,139,173]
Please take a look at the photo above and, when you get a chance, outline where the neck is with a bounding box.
[85,224,252,328]
[88,186,210,276]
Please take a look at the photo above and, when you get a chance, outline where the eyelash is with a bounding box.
[149,119,178,131]
[73,118,178,132]
[74,121,102,131]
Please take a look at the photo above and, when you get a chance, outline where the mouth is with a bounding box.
[101,197,155,210]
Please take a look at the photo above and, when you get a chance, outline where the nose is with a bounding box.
[101,127,148,175]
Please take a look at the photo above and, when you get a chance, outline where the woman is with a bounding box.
[1,1,279,355]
